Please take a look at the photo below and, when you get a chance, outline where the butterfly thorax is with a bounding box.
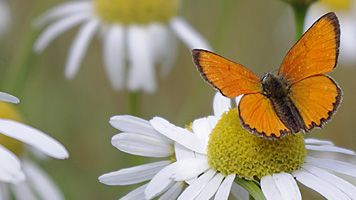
[261,73,305,134]
[261,73,289,99]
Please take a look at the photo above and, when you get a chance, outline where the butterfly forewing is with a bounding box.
[192,49,261,98]
[289,75,342,131]
[278,12,340,84]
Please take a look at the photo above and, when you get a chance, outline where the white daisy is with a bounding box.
[306,0,356,65]
[34,0,211,92]
[99,103,247,199]
[0,100,68,199]
[149,93,356,200]
[0,0,10,37]
[98,115,185,199]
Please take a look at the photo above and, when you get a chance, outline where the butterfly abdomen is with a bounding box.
[261,73,305,134]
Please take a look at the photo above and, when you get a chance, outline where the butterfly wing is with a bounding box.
[238,93,290,138]
[278,12,340,84]
[192,49,261,98]
[289,75,342,131]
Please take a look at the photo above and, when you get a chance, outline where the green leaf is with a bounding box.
[235,178,266,200]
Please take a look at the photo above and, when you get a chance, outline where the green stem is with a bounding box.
[292,5,308,40]
[128,91,140,116]
[235,178,266,200]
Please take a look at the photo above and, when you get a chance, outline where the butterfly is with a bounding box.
[192,12,342,139]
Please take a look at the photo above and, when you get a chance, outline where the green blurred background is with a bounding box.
[1,0,355,199]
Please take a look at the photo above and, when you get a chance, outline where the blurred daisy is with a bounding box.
[306,0,356,65]
[34,0,210,92]
[149,93,356,200]
[0,0,10,37]
[0,100,68,199]
[99,99,248,199]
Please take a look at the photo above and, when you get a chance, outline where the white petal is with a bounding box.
[174,143,195,161]
[273,173,301,200]
[23,160,64,200]
[0,119,68,159]
[235,95,243,106]
[147,24,177,77]
[214,174,235,200]
[261,175,283,200]
[192,117,214,149]
[0,92,19,104]
[150,117,206,154]
[145,163,177,199]
[11,181,37,200]
[303,164,356,199]
[99,160,170,185]
[304,138,334,146]
[34,13,91,53]
[231,182,250,200]
[0,145,25,183]
[120,183,147,200]
[306,144,355,155]
[171,158,209,181]
[65,19,99,79]
[196,173,224,200]
[213,92,231,117]
[127,25,156,92]
[110,115,171,143]
[111,133,172,158]
[293,169,349,200]
[102,25,126,90]
[178,169,216,200]
[35,1,93,27]
[306,156,356,178]
[159,182,184,200]
[170,17,212,50]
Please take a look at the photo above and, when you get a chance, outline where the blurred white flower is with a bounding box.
[0,0,10,37]
[0,98,68,199]
[306,0,356,65]
[34,0,211,92]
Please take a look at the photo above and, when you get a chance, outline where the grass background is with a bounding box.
[1,0,355,199]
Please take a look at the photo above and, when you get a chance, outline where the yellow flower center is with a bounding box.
[0,102,24,156]
[207,109,306,180]
[321,0,351,10]
[94,0,179,24]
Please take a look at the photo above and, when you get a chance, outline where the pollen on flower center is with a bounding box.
[94,0,179,24]
[207,109,306,180]
[321,0,351,11]
[0,102,24,156]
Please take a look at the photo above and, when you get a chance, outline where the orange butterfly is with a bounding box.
[192,12,342,139]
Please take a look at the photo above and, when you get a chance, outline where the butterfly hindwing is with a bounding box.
[192,49,261,98]
[289,75,342,131]
[238,93,290,138]
[278,12,340,84]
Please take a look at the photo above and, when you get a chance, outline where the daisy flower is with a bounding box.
[99,101,247,199]
[148,93,356,200]
[0,99,68,199]
[34,0,211,92]
[0,0,10,37]
[306,0,356,65]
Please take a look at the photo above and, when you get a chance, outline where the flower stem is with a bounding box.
[292,5,308,40]
[128,91,140,116]
[235,178,266,200]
